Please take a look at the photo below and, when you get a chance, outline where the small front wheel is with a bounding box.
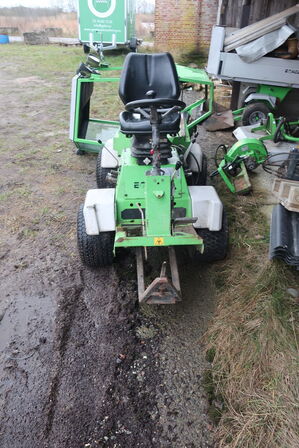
[242,102,271,126]
[77,204,114,267]
[96,149,111,188]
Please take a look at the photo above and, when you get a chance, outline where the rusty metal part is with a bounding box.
[136,247,182,304]
[233,171,251,193]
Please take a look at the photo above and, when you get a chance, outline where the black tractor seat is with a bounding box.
[119,109,181,134]
[119,52,183,135]
[118,52,185,160]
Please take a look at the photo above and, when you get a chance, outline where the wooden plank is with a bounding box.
[225,3,299,44]
[224,18,286,51]
[224,3,299,45]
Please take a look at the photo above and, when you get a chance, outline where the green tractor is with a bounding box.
[76,52,228,304]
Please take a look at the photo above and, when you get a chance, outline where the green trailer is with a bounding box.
[77,0,136,44]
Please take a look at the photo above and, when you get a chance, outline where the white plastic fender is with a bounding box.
[189,186,223,231]
[245,93,276,108]
[83,189,116,235]
[101,139,119,168]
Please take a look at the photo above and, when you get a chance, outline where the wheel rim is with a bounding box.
[248,111,266,125]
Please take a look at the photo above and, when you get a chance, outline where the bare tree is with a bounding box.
[137,0,155,14]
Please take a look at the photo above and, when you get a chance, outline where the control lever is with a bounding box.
[171,161,182,181]
[161,105,180,120]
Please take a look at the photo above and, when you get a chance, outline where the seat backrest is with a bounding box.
[119,53,180,105]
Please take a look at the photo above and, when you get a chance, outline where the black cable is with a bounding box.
[262,152,290,177]
[214,144,227,168]
[189,151,201,185]
[172,144,201,184]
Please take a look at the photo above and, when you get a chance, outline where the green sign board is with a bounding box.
[78,0,135,44]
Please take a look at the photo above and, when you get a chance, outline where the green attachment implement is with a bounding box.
[212,138,268,193]
[251,113,299,143]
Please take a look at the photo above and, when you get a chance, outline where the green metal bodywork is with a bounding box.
[72,64,214,154]
[73,66,121,154]
[113,147,203,250]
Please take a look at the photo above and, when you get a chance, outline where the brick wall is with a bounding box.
[198,0,219,52]
[155,0,218,55]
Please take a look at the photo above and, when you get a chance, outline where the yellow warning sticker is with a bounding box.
[154,237,164,246]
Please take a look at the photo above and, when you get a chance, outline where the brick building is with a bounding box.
[154,0,219,55]
[155,0,298,55]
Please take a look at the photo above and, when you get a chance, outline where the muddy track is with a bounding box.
[44,267,160,448]
[0,253,161,448]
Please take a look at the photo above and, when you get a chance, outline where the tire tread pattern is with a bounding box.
[96,149,110,188]
[77,205,114,267]
[194,211,228,262]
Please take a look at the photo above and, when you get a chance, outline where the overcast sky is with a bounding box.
[0,0,56,6]
[0,0,155,8]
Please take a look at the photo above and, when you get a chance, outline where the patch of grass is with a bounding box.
[0,186,31,202]
[20,228,38,239]
[177,50,207,68]
[1,43,125,84]
[205,195,299,448]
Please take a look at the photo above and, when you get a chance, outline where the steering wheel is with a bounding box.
[125,98,186,112]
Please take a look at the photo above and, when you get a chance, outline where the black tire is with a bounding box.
[214,144,227,169]
[242,102,271,126]
[193,210,228,262]
[77,204,114,267]
[83,44,90,54]
[76,148,85,156]
[96,149,110,188]
[187,153,207,186]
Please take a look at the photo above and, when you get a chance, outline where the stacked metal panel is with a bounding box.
[269,204,299,267]
[224,4,299,52]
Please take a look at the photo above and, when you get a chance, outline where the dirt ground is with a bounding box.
[0,44,235,448]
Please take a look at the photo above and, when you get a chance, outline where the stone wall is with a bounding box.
[45,27,63,37]
[23,31,49,45]
[0,27,19,35]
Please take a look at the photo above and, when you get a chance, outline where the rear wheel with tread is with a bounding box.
[193,210,228,262]
[77,204,114,267]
